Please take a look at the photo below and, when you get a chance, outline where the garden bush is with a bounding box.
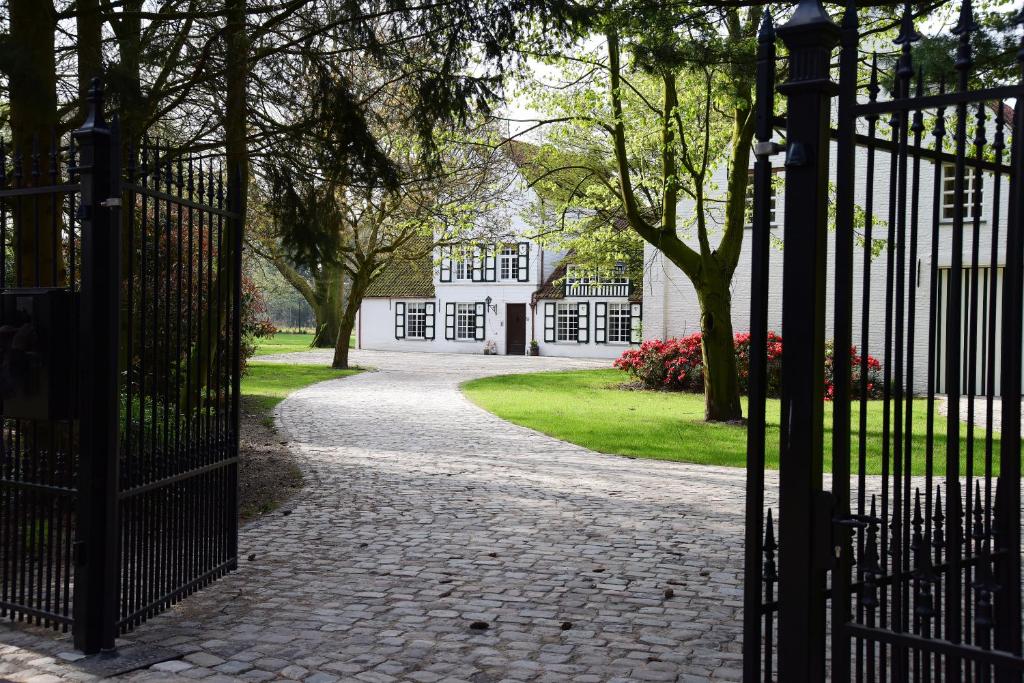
[614,332,883,399]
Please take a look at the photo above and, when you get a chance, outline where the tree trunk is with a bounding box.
[312,264,343,347]
[333,270,369,369]
[697,273,742,422]
[7,0,65,287]
[75,0,103,124]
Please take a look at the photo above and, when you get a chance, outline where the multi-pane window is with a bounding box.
[499,245,519,280]
[942,164,983,221]
[556,303,579,342]
[607,302,631,343]
[745,170,777,226]
[454,246,474,280]
[406,302,426,339]
[455,303,476,340]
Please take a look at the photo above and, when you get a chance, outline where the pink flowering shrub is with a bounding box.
[615,332,883,399]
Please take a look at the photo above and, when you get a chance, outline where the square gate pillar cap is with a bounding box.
[777,0,840,45]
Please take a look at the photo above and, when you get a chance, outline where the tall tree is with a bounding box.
[522,3,759,421]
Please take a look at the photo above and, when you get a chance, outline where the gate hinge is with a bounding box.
[814,490,837,571]
[753,141,784,158]
[100,197,121,208]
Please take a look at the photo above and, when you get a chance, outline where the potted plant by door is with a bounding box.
[529,340,539,356]
[483,340,498,355]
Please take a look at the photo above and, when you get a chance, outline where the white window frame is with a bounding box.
[607,302,631,344]
[406,302,427,339]
[454,246,474,281]
[942,164,984,222]
[455,303,476,341]
[499,245,520,281]
[555,302,579,342]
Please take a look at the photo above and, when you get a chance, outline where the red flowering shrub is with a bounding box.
[615,332,883,399]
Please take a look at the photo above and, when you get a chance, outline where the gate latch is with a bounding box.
[832,510,882,563]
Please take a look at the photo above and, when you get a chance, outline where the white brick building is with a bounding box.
[644,123,1016,395]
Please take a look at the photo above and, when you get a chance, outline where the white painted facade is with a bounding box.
[356,177,641,360]
[644,129,1018,395]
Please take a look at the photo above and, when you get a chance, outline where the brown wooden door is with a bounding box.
[505,304,526,355]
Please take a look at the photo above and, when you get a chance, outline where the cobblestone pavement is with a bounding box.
[1,349,751,682]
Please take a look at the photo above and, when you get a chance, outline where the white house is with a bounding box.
[643,108,1018,396]
[355,178,642,359]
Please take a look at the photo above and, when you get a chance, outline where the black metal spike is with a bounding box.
[973,101,987,148]
[868,52,881,101]
[30,136,41,182]
[758,8,775,43]
[894,1,921,45]
[763,509,778,583]
[49,131,59,183]
[860,496,882,610]
[953,0,979,36]
[13,147,23,186]
[932,486,945,550]
[912,489,937,618]
[842,0,857,31]
[954,0,977,72]
[993,100,1006,155]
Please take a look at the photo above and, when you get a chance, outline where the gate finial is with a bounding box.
[758,8,775,43]
[81,77,106,131]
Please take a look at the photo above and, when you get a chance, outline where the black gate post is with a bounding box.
[72,78,121,654]
[774,1,838,680]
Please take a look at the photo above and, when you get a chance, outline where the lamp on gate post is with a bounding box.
[774,1,839,681]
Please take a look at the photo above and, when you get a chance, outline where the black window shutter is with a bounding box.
[425,302,436,340]
[517,242,529,282]
[395,302,406,339]
[445,302,456,340]
[577,302,589,343]
[544,302,555,342]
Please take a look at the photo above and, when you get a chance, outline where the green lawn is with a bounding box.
[255,332,356,356]
[242,362,362,412]
[462,369,998,475]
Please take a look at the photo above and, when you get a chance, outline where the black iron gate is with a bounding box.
[744,0,1024,680]
[0,81,240,654]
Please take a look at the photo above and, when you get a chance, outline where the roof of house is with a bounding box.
[364,241,436,298]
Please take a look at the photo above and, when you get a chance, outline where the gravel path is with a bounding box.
[1,349,750,683]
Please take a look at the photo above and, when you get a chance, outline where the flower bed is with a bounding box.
[613,332,883,399]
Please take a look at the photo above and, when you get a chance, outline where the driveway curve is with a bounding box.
[2,350,750,683]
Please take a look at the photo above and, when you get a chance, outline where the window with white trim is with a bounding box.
[454,246,473,280]
[745,170,777,227]
[942,164,983,221]
[406,302,426,339]
[607,302,631,343]
[455,303,476,340]
[556,303,579,342]
[499,245,519,280]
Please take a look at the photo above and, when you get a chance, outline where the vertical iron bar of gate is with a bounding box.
[994,10,1024,674]
[72,79,121,654]
[742,11,775,682]
[774,2,838,680]
[830,3,858,681]
[229,167,242,566]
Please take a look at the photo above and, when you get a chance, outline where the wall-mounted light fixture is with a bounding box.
[485,296,497,314]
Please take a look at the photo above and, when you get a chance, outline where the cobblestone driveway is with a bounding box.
[1,350,749,682]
